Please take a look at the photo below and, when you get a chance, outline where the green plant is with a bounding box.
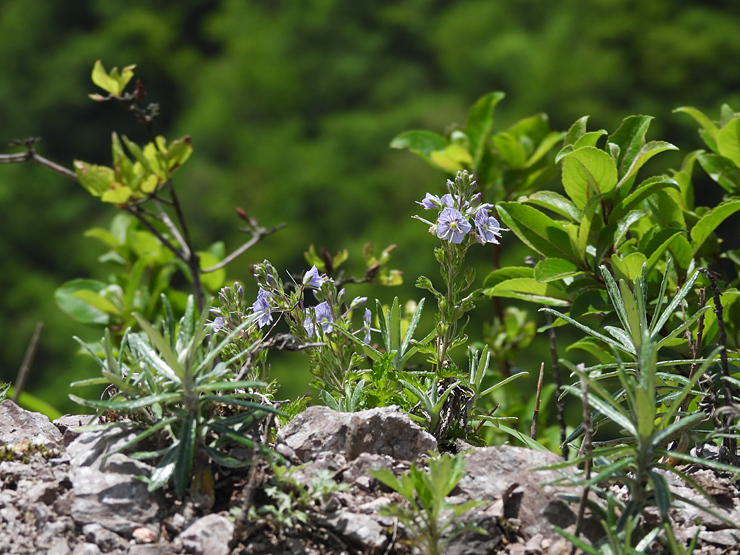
[542,263,740,550]
[70,295,281,499]
[370,453,484,555]
[249,464,349,531]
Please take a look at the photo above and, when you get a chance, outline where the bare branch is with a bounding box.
[0,148,77,181]
[203,221,286,273]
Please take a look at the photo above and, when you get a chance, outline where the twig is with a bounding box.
[203,221,287,273]
[546,310,569,459]
[13,322,44,402]
[571,375,594,555]
[1,144,77,181]
[699,269,738,465]
[530,362,545,440]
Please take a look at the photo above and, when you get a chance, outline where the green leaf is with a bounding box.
[199,251,226,293]
[697,153,740,194]
[71,290,121,316]
[430,144,472,170]
[525,131,565,168]
[617,141,678,187]
[484,278,570,306]
[561,147,618,210]
[482,266,533,289]
[55,279,111,325]
[466,91,505,168]
[691,199,740,256]
[610,253,647,283]
[534,258,582,282]
[608,115,652,179]
[69,392,180,411]
[609,176,680,224]
[497,203,577,261]
[540,308,635,355]
[674,106,720,151]
[133,314,187,382]
[494,132,527,169]
[390,130,449,163]
[527,191,582,221]
[174,412,197,497]
[717,118,740,167]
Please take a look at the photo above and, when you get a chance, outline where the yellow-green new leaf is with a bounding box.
[91,60,136,97]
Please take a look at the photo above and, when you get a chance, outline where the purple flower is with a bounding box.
[418,193,441,210]
[363,308,372,344]
[303,265,325,288]
[436,207,471,244]
[304,301,334,338]
[440,193,456,208]
[475,209,503,244]
[252,288,273,328]
[211,316,225,332]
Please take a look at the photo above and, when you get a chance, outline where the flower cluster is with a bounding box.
[415,174,506,245]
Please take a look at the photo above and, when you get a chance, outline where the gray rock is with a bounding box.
[0,399,63,448]
[319,510,389,549]
[67,430,164,535]
[454,445,593,541]
[178,513,234,555]
[276,405,436,463]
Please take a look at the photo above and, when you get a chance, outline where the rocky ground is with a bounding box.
[0,399,739,555]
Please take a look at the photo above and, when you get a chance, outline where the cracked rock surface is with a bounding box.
[1,400,738,554]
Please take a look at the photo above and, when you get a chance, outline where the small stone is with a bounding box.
[82,523,127,551]
[47,539,71,555]
[178,513,234,555]
[71,543,102,555]
[133,527,159,543]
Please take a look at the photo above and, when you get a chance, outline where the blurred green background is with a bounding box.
[2,0,740,417]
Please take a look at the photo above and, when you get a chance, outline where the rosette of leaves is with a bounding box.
[541,264,740,551]
[370,453,484,555]
[70,296,280,497]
